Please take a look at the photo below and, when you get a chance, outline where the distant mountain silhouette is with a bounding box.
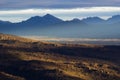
[107,15,120,24]
[0,20,13,32]
[0,20,12,27]
[43,14,63,23]
[82,17,105,24]
[0,20,11,24]
[1,14,120,25]
[58,18,86,27]
[0,14,120,38]
[68,18,86,24]
[70,18,81,22]
[19,14,63,26]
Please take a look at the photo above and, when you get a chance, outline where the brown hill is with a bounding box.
[0,33,120,80]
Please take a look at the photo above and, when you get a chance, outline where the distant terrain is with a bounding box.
[0,33,120,80]
[23,36,120,45]
[0,14,120,38]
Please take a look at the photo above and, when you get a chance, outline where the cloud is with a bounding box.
[0,0,120,9]
[0,7,120,15]
[0,7,120,22]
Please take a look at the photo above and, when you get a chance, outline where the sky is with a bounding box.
[0,0,120,22]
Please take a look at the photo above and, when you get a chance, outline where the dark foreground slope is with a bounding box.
[0,33,120,80]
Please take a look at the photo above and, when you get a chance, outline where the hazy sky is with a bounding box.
[0,0,120,22]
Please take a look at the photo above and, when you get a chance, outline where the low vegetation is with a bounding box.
[0,33,120,80]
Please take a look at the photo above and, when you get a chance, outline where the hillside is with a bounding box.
[0,33,120,80]
[0,33,35,42]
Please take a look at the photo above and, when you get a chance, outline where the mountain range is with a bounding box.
[0,14,120,38]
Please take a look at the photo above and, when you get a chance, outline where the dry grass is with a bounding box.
[0,33,120,80]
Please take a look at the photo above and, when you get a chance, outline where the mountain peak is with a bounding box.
[45,14,52,16]
[72,18,80,21]
[82,17,104,24]
[111,15,120,18]
[107,15,120,23]
[83,17,103,20]
[108,15,120,20]
[29,16,41,20]
[70,18,81,23]
[43,14,55,18]
[20,14,63,26]
[43,14,63,22]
